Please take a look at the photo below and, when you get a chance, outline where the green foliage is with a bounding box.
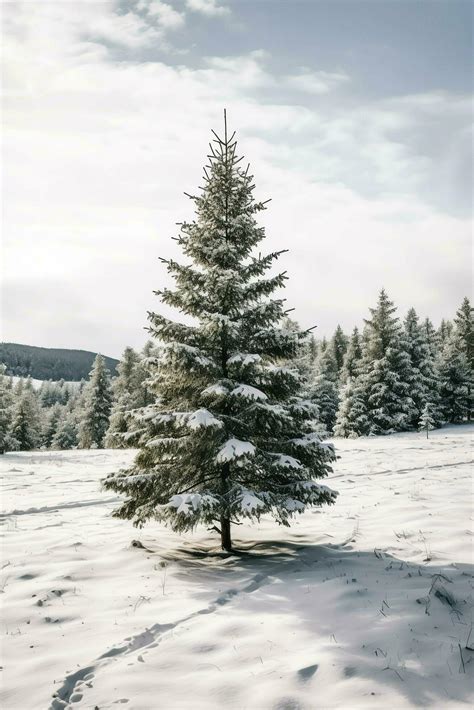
[103,117,337,549]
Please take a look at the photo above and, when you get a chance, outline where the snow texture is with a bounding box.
[1,425,473,710]
[216,438,256,462]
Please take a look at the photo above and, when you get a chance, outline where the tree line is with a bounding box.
[0,293,471,455]
[0,342,119,381]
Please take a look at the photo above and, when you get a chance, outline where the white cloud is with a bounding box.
[2,2,471,357]
[141,0,185,29]
[185,0,230,17]
[285,68,349,94]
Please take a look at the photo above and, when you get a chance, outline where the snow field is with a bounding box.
[0,426,473,709]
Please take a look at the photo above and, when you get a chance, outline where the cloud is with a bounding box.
[139,0,185,29]
[185,0,230,17]
[2,2,471,356]
[285,68,349,95]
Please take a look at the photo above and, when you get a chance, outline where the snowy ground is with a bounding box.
[1,426,473,710]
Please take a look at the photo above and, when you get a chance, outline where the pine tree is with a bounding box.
[42,403,63,449]
[10,390,42,451]
[52,413,78,450]
[103,114,337,551]
[334,328,366,437]
[422,317,439,359]
[0,365,14,454]
[438,334,472,423]
[453,297,473,419]
[307,346,339,434]
[454,297,474,368]
[437,319,453,346]
[355,290,415,435]
[78,355,112,448]
[105,347,142,447]
[404,308,442,427]
[330,325,348,375]
[339,327,362,384]
[419,403,436,438]
[334,376,369,438]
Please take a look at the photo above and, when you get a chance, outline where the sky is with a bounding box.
[2,0,472,358]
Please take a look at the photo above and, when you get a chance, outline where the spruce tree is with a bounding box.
[78,355,112,448]
[419,403,436,438]
[52,413,78,450]
[339,327,362,384]
[42,403,64,449]
[103,114,337,551]
[404,308,442,427]
[0,365,14,454]
[105,347,142,447]
[334,376,369,438]
[355,290,415,435]
[330,325,348,375]
[438,334,472,423]
[454,297,474,368]
[453,297,473,419]
[307,346,339,434]
[10,390,42,451]
[437,319,453,346]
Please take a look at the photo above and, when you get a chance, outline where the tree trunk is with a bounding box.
[220,516,232,552]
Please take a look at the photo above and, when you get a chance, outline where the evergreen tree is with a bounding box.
[42,403,63,448]
[339,327,362,384]
[454,297,474,369]
[0,365,14,454]
[78,355,112,448]
[419,403,436,439]
[105,347,142,447]
[330,325,348,374]
[307,346,339,434]
[353,290,415,435]
[437,319,453,346]
[334,376,369,438]
[52,413,78,450]
[438,334,472,423]
[404,308,442,427]
[453,297,473,419]
[103,115,337,551]
[10,390,42,451]
[422,317,439,359]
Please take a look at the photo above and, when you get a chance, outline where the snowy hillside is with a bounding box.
[1,426,473,709]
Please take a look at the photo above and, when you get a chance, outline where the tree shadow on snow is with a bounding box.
[138,533,474,707]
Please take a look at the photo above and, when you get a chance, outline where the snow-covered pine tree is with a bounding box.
[334,327,367,437]
[78,354,112,448]
[419,403,436,438]
[105,346,142,448]
[403,308,442,428]
[330,325,348,375]
[42,403,64,449]
[339,327,362,384]
[103,114,337,551]
[454,297,474,368]
[453,297,473,419]
[10,389,43,451]
[52,412,78,450]
[438,334,472,423]
[437,319,453,347]
[356,289,415,435]
[422,317,439,359]
[0,365,14,454]
[334,375,369,437]
[307,346,339,434]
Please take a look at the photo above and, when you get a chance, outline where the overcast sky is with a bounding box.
[2,0,472,358]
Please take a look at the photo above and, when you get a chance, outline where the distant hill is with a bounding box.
[0,343,119,381]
